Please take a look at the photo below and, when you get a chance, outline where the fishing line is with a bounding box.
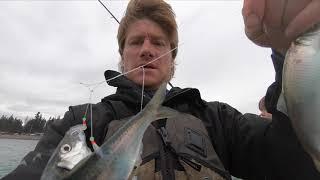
[78,87,99,150]
[90,102,93,139]
[140,67,145,112]
[79,44,180,150]
[80,44,181,90]
[82,89,94,129]
[78,1,182,148]
[96,0,177,89]
[89,101,99,151]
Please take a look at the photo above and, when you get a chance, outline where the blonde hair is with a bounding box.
[117,0,178,75]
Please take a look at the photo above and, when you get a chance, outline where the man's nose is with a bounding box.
[139,40,155,59]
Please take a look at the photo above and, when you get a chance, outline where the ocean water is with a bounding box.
[0,138,243,179]
[0,139,38,178]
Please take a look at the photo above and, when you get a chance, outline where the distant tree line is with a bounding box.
[0,112,61,134]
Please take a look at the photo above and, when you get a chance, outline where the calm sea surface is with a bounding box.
[0,138,243,180]
[0,139,38,178]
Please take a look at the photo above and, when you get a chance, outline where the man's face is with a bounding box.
[122,19,173,90]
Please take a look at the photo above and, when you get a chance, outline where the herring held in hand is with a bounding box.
[41,83,177,180]
[278,24,320,172]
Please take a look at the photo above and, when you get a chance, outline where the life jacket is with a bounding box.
[104,100,232,180]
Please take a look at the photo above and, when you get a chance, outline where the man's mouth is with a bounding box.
[140,64,157,69]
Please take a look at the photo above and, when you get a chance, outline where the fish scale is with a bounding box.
[278,24,320,172]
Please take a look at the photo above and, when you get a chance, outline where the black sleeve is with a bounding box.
[264,111,320,179]
[215,102,320,180]
[212,102,269,179]
[265,49,284,113]
[1,111,74,180]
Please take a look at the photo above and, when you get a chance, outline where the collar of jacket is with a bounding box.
[102,70,207,110]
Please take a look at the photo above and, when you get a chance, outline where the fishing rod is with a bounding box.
[97,0,120,24]
[96,0,175,89]
[81,0,178,150]
[81,0,126,149]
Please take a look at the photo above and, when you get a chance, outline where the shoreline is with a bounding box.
[0,134,41,140]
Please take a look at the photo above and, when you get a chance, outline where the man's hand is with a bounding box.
[242,0,320,53]
[286,0,320,38]
[242,0,268,47]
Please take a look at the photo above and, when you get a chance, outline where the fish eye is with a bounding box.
[71,130,79,136]
[60,144,72,154]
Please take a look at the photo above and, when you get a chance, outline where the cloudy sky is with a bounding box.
[0,0,275,120]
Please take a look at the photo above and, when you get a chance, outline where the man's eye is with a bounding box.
[130,41,139,45]
[129,40,142,45]
[153,40,166,46]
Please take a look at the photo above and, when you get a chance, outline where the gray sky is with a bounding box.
[0,1,274,120]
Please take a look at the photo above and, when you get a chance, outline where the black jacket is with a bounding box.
[3,54,320,180]
[265,49,285,114]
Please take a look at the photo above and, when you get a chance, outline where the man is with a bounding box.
[3,0,320,179]
[258,96,272,120]
[258,47,285,121]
